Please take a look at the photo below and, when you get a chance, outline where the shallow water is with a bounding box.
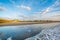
[0,23,60,40]
[25,23,60,40]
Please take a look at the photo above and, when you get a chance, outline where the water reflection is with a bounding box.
[0,23,59,40]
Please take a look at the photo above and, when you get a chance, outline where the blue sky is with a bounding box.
[0,0,60,20]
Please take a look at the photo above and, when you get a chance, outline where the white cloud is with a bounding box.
[22,0,60,20]
[44,0,60,13]
[0,6,7,11]
[17,5,31,10]
[9,0,31,10]
[30,0,60,20]
[40,0,60,14]
[9,0,60,20]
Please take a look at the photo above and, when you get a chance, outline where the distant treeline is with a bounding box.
[20,20,60,23]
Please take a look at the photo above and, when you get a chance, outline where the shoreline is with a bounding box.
[0,21,60,26]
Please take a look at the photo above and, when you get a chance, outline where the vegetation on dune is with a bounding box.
[0,18,20,23]
[0,18,60,23]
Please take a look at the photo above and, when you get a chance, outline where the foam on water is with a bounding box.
[25,23,60,40]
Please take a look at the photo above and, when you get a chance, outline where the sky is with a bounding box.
[0,0,60,20]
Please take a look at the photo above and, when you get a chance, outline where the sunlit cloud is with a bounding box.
[29,0,60,20]
[17,5,31,10]
[46,0,60,13]
[0,0,60,20]
[10,0,31,10]
[36,0,60,14]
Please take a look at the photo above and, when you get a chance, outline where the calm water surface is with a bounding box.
[0,23,60,40]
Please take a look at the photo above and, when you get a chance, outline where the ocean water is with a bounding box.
[0,23,60,40]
